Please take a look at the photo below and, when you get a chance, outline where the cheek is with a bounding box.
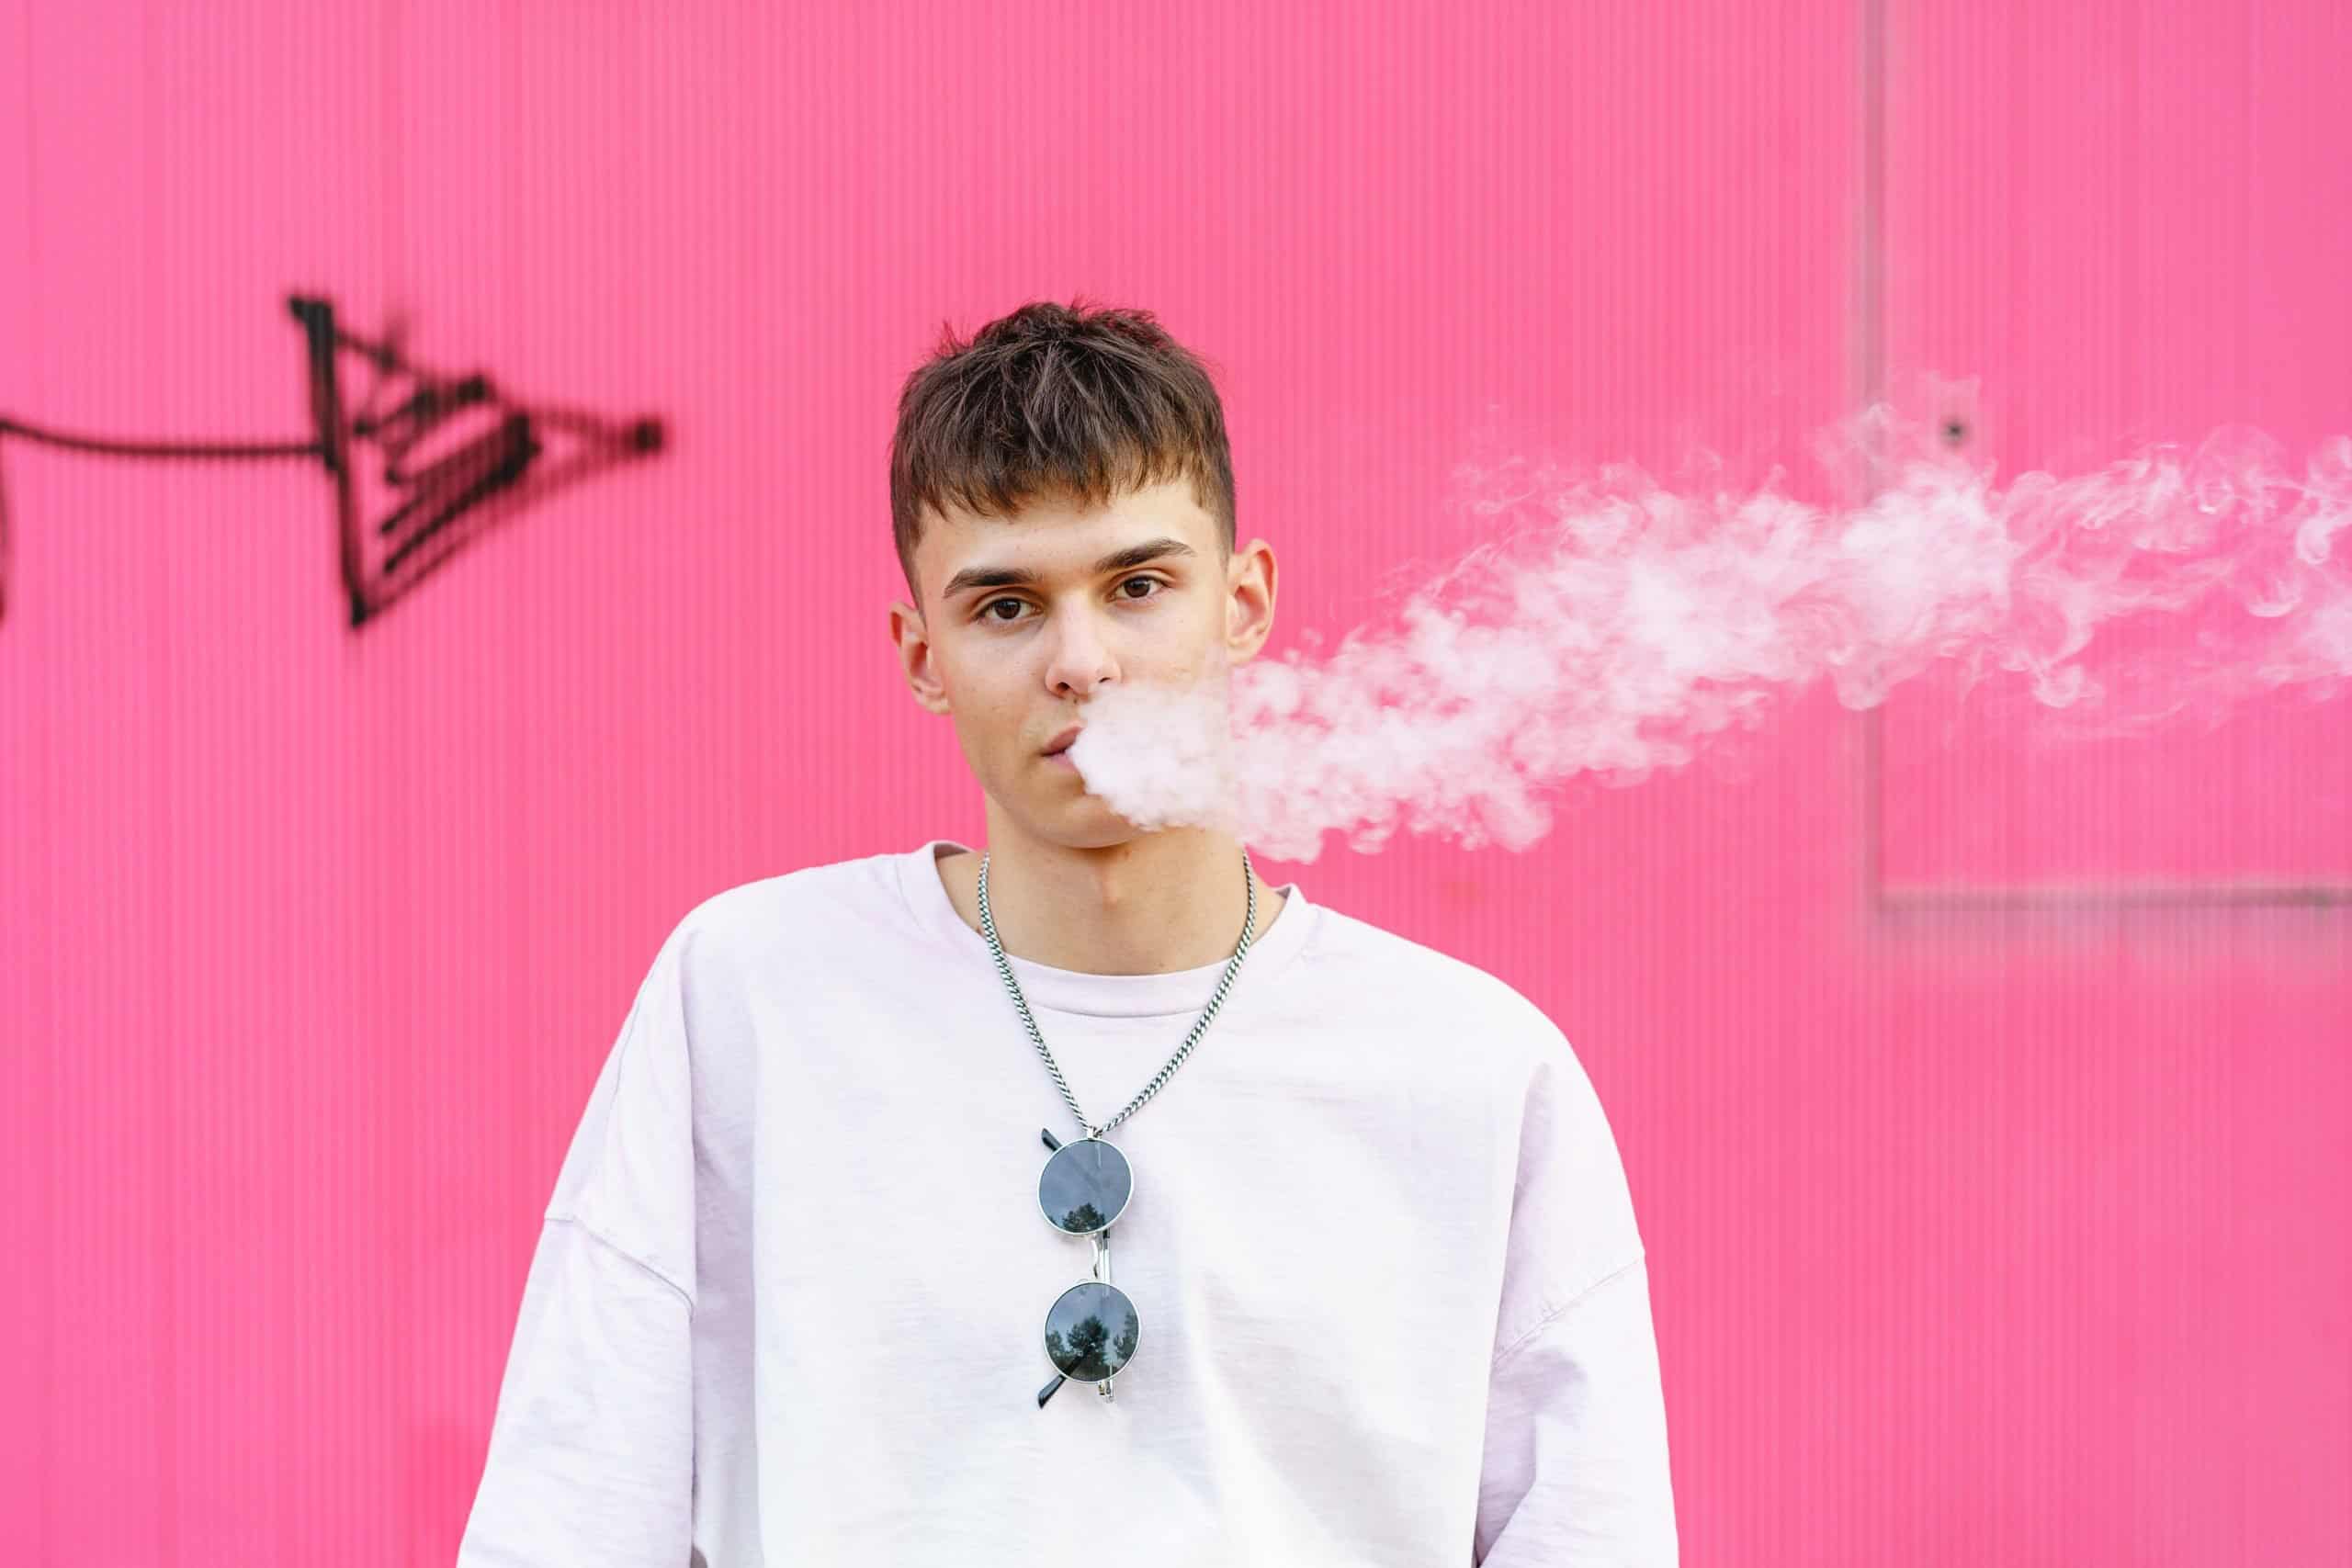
[944,680,1028,755]
[1160,626,1236,690]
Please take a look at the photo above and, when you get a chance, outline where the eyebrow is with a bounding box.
[940,537,1199,602]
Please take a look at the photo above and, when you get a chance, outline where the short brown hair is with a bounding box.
[889,298,1238,606]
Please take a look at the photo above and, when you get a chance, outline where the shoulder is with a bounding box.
[659,846,916,969]
[1296,904,1573,1068]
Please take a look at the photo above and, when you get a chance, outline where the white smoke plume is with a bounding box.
[1059,406,2352,863]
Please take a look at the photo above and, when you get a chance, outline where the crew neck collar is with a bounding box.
[895,838,1319,1020]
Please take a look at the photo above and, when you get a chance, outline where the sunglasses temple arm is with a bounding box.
[1092,1234,1117,1400]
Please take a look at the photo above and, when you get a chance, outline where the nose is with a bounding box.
[1043,604,1120,697]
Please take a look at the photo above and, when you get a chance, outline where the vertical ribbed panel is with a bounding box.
[0,1,2342,1565]
[1874,6,2352,1568]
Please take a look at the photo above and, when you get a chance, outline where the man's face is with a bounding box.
[888,475,1277,846]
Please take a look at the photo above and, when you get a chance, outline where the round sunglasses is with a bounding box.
[1035,1127,1139,1407]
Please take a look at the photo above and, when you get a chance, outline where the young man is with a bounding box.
[456,300,1678,1565]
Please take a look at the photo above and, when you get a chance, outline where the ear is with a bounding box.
[888,598,953,715]
[1222,538,1278,661]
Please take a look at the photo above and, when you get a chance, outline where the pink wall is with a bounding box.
[1,1,2344,1563]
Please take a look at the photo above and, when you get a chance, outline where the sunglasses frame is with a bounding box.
[1035,1129,1139,1407]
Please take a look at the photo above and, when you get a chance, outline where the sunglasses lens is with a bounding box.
[1045,1281,1138,1381]
[1038,1137,1133,1235]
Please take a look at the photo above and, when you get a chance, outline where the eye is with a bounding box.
[976,577,1169,625]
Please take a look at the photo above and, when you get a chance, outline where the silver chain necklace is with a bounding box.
[976,844,1260,1140]
[980,844,1262,1405]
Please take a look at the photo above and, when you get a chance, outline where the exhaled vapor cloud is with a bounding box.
[1061,407,2352,863]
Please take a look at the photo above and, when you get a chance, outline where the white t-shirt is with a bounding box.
[455,840,1678,1566]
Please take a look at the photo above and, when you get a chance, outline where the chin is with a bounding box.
[1053,809,1147,849]
[1006,795,1148,850]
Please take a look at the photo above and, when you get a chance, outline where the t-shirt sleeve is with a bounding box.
[1473,1020,1679,1564]
[456,919,704,1568]
[1475,1255,1679,1565]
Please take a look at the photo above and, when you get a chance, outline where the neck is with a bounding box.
[941,816,1284,976]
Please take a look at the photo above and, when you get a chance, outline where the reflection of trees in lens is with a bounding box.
[1062,1314,1112,1379]
[1044,1145,1128,1233]
[1054,1200,1106,1232]
[1047,1305,1140,1380]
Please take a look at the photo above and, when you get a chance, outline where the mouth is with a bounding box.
[1042,724,1083,757]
